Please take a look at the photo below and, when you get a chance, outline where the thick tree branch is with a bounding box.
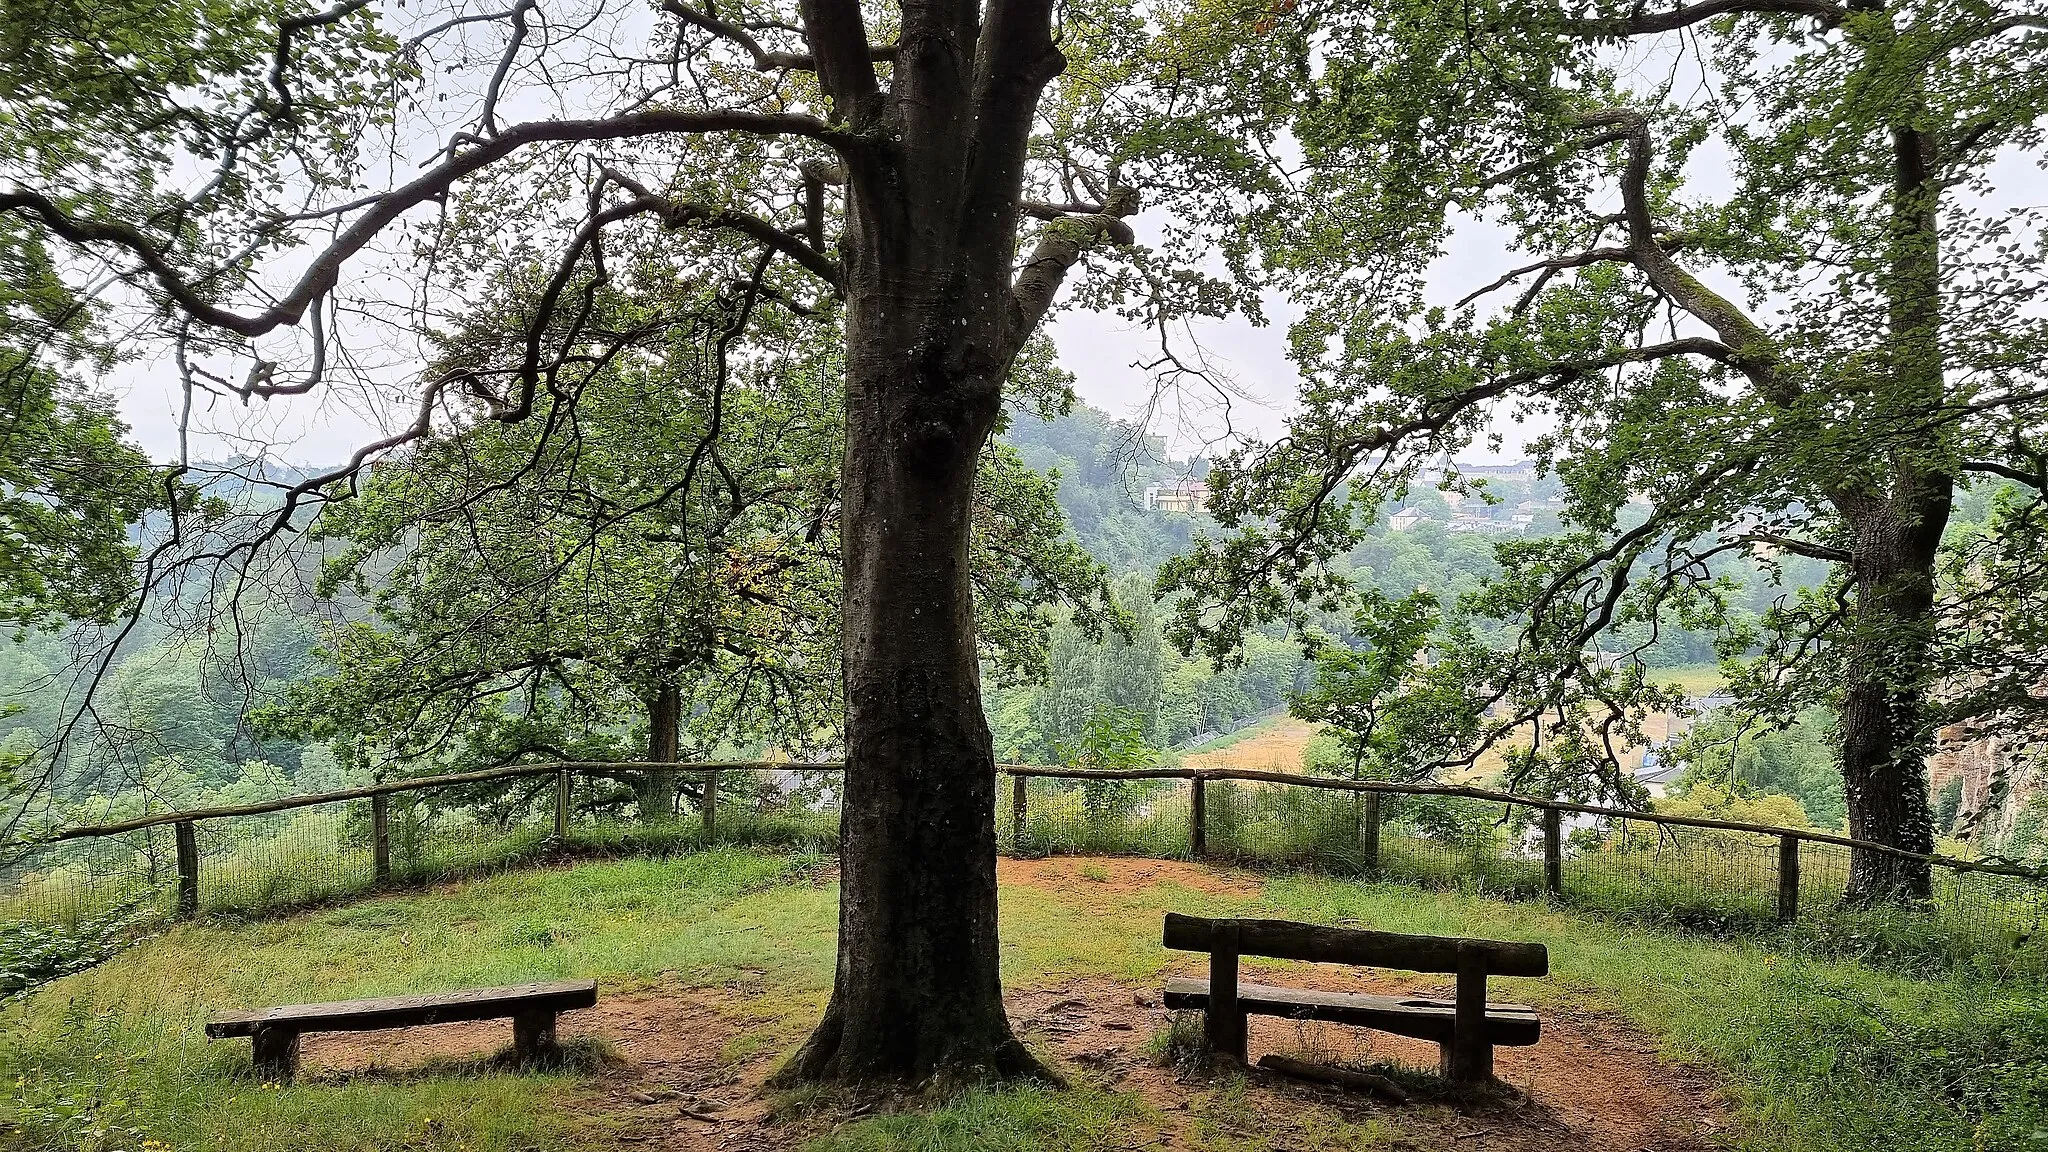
[653,198,842,289]
[662,0,894,71]
[1577,109,1792,402]
[1963,459,2046,489]
[797,0,883,125]
[2,109,851,340]
[1007,187,1139,356]
[1741,532,1855,563]
[1551,0,1845,37]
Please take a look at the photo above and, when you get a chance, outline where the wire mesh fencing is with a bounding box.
[6,761,2045,993]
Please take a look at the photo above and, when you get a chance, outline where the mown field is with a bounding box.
[3,848,2040,1152]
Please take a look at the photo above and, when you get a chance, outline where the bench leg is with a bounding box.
[251,1026,300,1083]
[512,1008,559,1065]
[1439,1038,1492,1082]
[1446,952,1493,1082]
[1207,948,1247,1063]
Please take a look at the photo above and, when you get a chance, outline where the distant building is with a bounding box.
[1446,513,1531,534]
[1144,481,1209,513]
[1636,745,1686,797]
[1389,508,1431,532]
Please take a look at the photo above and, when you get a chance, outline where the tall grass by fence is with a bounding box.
[6,760,2045,992]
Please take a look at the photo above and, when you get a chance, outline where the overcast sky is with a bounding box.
[107,212,1529,469]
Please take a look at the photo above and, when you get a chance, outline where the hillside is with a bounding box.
[1001,404,1205,575]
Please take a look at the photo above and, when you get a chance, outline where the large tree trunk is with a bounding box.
[774,2,1074,1088]
[1837,486,1948,902]
[779,278,1043,1087]
[1833,122,1950,903]
[780,141,1046,1088]
[638,681,680,822]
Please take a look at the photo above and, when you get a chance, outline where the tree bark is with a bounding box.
[1832,121,1950,903]
[638,681,681,822]
[778,263,1046,1087]
[1836,488,1946,902]
[771,0,1075,1088]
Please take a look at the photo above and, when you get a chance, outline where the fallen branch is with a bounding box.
[1256,1054,1411,1104]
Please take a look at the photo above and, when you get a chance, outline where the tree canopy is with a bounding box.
[1164,0,2048,898]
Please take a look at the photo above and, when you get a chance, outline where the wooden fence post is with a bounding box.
[1360,790,1382,872]
[1777,833,1801,924]
[1542,805,1563,898]
[702,769,719,843]
[1011,773,1027,849]
[553,769,570,840]
[371,793,391,884]
[1190,775,1207,857]
[174,819,198,919]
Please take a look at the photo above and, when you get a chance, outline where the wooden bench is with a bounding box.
[205,979,598,1080]
[1161,913,1547,1081]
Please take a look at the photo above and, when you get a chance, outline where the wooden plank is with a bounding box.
[206,980,598,1037]
[1542,806,1563,897]
[1162,978,1540,1046]
[1164,913,1548,977]
[1190,776,1207,857]
[1012,773,1027,847]
[1448,945,1492,1081]
[174,820,198,919]
[1778,833,1801,924]
[554,768,571,839]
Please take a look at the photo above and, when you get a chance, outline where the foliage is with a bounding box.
[1676,709,1849,830]
[1161,0,2048,892]
[254,296,1111,782]
[1057,706,1155,822]
[0,358,158,632]
[1654,783,1815,834]
[0,905,153,997]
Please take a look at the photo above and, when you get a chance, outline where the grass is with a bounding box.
[1653,663,1727,697]
[3,848,2042,1152]
[1178,712,1287,756]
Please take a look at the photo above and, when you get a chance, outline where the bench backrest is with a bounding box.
[1162,913,1548,978]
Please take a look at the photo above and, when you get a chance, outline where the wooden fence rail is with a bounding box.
[31,759,2048,923]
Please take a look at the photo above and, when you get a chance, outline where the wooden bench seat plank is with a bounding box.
[205,980,597,1038]
[1162,977,1541,1046]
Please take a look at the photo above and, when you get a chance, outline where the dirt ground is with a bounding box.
[996,855,1265,901]
[302,968,1728,1151]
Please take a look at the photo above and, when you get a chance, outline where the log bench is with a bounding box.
[1161,913,1547,1081]
[205,979,598,1081]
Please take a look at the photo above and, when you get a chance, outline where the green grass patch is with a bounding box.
[806,1086,1148,1152]
[3,848,2041,1152]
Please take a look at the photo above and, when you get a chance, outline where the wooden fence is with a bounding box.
[36,759,2046,927]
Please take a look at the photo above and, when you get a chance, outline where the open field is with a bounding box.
[4,849,2040,1152]
[1183,716,1323,771]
